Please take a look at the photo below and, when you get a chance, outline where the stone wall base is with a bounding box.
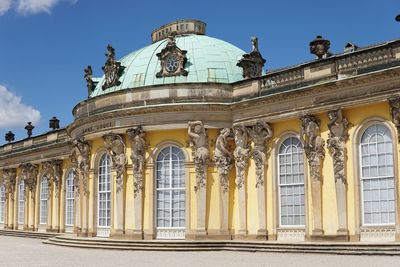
[205,229,232,240]
[185,229,207,240]
[123,229,144,240]
[308,234,349,242]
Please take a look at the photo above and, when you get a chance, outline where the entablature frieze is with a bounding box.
[68,104,233,139]
[0,145,70,169]
[72,83,233,119]
[230,67,400,125]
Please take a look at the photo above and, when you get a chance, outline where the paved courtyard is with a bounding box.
[0,236,399,267]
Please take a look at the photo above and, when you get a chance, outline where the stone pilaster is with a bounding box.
[248,120,272,239]
[127,126,146,239]
[46,185,53,231]
[111,168,124,237]
[233,124,251,237]
[214,128,233,238]
[143,164,154,240]
[188,121,209,238]
[103,133,127,237]
[25,189,30,230]
[327,109,350,238]
[300,115,325,238]
[3,168,16,230]
[20,163,38,231]
[81,189,89,236]
[74,189,81,234]
[70,137,91,236]
[388,96,400,240]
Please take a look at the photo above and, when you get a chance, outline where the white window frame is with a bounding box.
[40,177,49,225]
[97,153,111,237]
[0,184,5,224]
[155,146,186,239]
[18,180,25,225]
[359,123,396,226]
[277,136,306,228]
[65,170,75,227]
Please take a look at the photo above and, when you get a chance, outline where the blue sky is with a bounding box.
[0,0,400,143]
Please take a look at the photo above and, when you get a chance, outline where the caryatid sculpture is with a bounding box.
[248,120,273,188]
[42,160,63,198]
[20,163,39,198]
[327,109,350,183]
[300,115,325,181]
[214,128,233,193]
[233,124,251,189]
[127,126,146,196]
[71,137,91,195]
[188,121,210,192]
[389,96,400,143]
[3,168,16,199]
[103,133,127,193]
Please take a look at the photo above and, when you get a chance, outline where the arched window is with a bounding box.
[40,176,49,225]
[97,153,111,237]
[65,170,75,227]
[156,146,185,239]
[278,137,305,227]
[0,183,5,224]
[18,179,25,225]
[360,124,395,225]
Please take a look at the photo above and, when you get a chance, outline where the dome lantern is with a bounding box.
[151,19,206,43]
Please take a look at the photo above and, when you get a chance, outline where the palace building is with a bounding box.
[2,19,400,243]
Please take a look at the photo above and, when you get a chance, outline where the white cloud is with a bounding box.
[0,0,77,16]
[0,85,41,128]
[16,0,59,14]
[0,0,12,15]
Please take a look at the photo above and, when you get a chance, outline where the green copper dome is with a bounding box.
[90,34,245,97]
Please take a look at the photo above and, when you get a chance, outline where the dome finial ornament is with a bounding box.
[237,36,266,79]
[101,44,125,90]
[156,34,188,78]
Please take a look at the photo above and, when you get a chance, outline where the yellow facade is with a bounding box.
[1,19,400,243]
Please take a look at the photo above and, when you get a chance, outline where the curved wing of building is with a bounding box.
[1,19,400,243]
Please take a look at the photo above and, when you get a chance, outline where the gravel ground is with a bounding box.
[0,235,399,267]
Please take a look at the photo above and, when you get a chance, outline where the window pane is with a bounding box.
[278,137,305,227]
[156,146,185,231]
[65,170,75,226]
[98,154,111,229]
[361,124,395,225]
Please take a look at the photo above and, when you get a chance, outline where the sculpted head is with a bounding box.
[194,124,203,134]
[255,121,265,132]
[328,110,336,121]
[220,128,231,137]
